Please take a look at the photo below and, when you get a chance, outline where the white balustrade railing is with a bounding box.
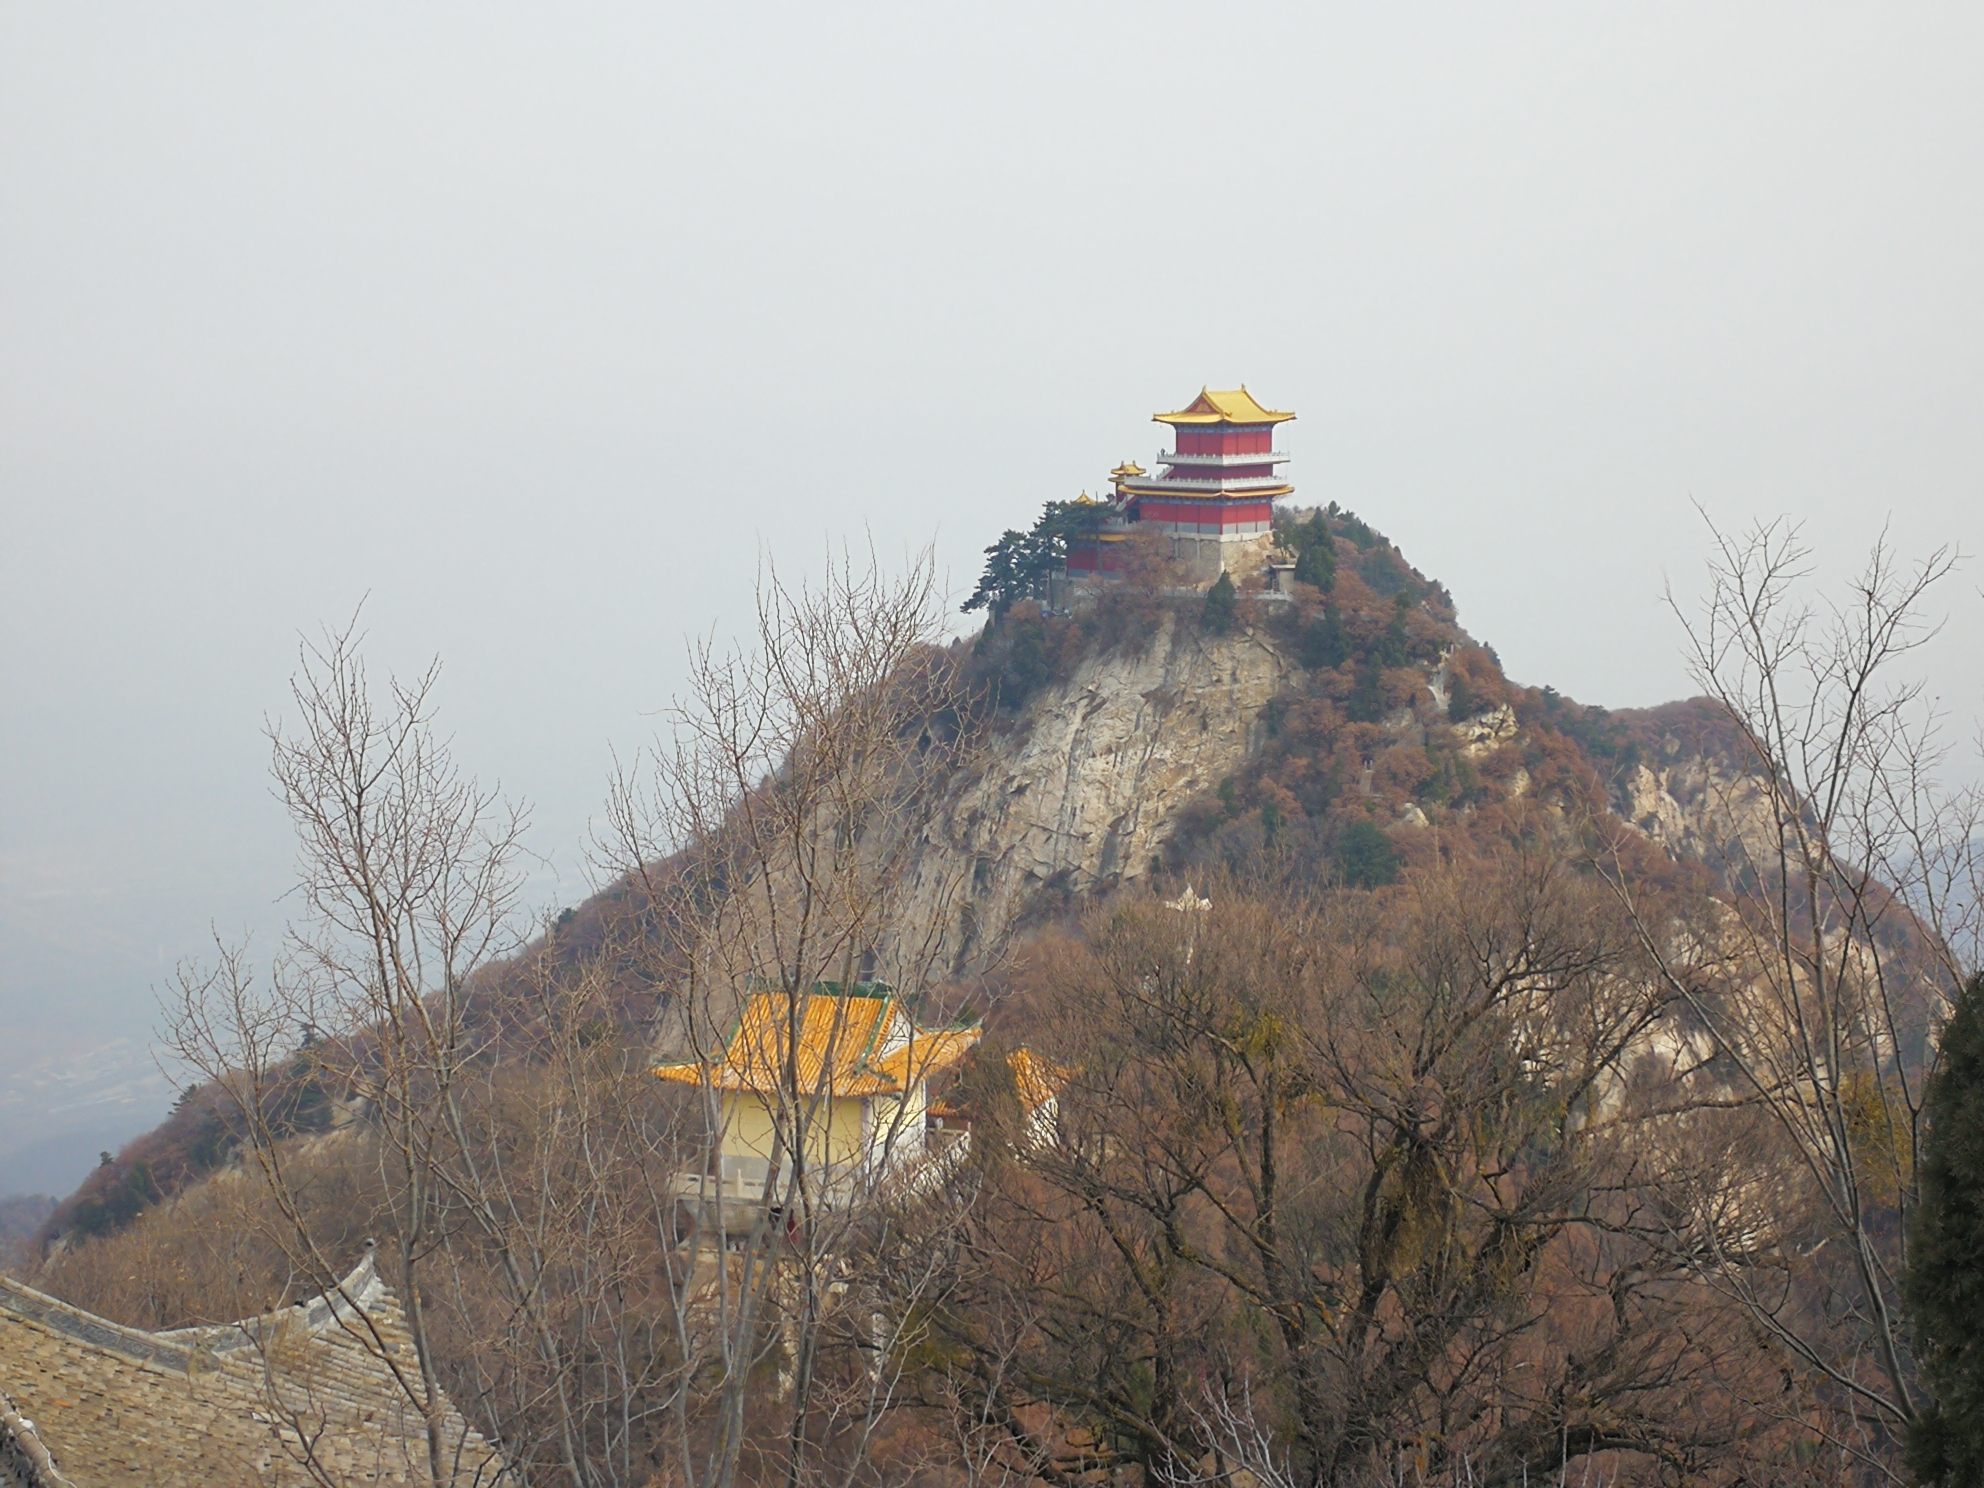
[1150,448,1288,467]
[671,1127,975,1216]
[1135,472,1292,492]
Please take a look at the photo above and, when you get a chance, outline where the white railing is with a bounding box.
[1152,449,1288,467]
[668,1118,1058,1246]
[670,1130,972,1218]
[1137,473,1293,492]
[670,1159,860,1206]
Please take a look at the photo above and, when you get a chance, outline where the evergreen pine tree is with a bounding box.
[1347,660,1384,722]
[1294,538,1335,591]
[1446,670,1477,722]
[1203,570,1238,633]
[1908,973,1984,1484]
[1334,818,1401,888]
[1300,600,1348,670]
[1258,795,1283,846]
[1294,512,1336,591]
[1378,590,1412,667]
[964,500,1107,618]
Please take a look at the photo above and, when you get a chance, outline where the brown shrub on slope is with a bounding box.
[924,856,1812,1487]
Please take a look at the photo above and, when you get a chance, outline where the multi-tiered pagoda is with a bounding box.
[1119,386,1294,534]
[1067,386,1295,578]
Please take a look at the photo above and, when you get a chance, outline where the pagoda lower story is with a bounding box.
[1067,386,1295,580]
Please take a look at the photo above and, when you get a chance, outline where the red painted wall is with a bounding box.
[1067,541,1127,573]
[1134,497,1275,528]
[1175,426,1274,456]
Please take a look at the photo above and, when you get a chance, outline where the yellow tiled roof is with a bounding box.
[1118,480,1295,500]
[1153,386,1295,426]
[654,991,981,1097]
[869,1026,984,1091]
[1009,1047,1071,1112]
[925,1046,1069,1122]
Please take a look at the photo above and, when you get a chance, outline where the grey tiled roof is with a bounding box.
[0,1246,503,1486]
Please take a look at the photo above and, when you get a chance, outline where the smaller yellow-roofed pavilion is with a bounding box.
[656,986,981,1215]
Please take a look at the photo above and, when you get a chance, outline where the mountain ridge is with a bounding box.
[24,505,1743,1254]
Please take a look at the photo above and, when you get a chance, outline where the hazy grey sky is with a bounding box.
[4,5,1981,1190]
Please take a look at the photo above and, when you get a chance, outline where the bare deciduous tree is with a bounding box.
[166,623,530,1484]
[154,548,986,1488]
[932,852,1756,1487]
[594,543,984,1488]
[164,623,696,1487]
[1598,518,1983,1468]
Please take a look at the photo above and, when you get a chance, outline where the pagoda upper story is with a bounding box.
[1113,386,1294,537]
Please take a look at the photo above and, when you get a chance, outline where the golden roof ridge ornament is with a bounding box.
[1153,385,1295,426]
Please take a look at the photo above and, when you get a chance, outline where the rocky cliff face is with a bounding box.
[26,501,1807,1245]
[895,612,1294,977]
[1607,714,1782,882]
[885,618,1779,981]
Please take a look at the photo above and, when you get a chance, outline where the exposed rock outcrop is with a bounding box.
[1454,703,1519,758]
[894,612,1293,976]
[1612,731,1781,878]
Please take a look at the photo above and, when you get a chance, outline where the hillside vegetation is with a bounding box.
[17,512,1977,1488]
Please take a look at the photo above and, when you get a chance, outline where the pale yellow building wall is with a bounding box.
[866,1083,929,1163]
[721,1091,872,1169]
[822,1094,864,1165]
[723,1093,781,1165]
